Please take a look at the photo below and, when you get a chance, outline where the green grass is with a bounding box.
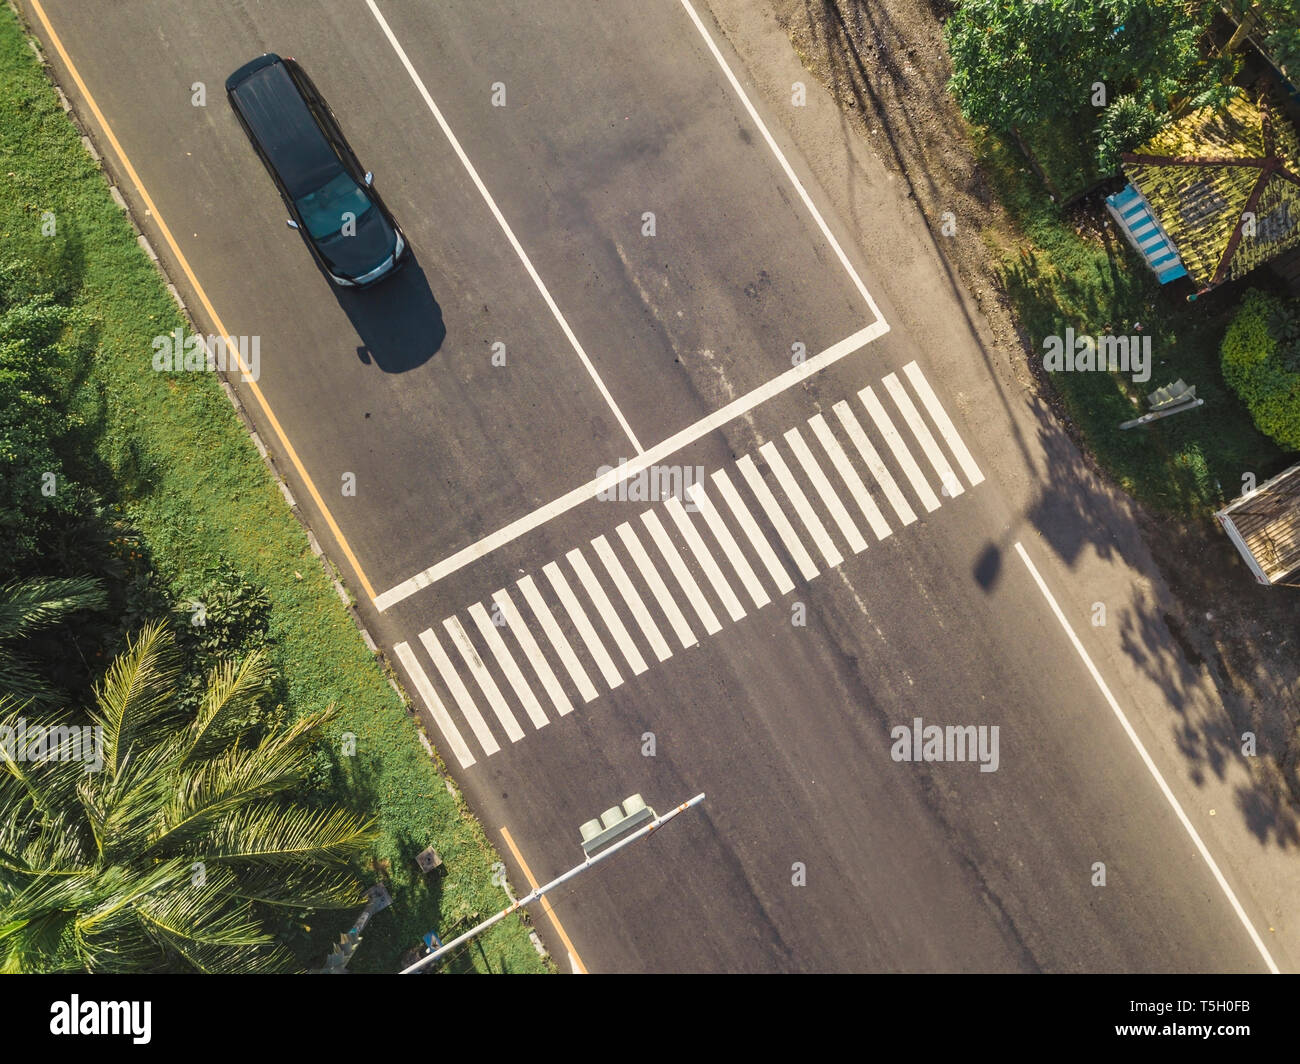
[974,127,1294,515]
[0,4,546,973]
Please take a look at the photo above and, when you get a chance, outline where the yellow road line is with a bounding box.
[27,0,378,602]
[500,826,589,973]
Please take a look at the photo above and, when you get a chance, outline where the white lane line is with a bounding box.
[737,455,818,582]
[663,496,746,623]
[1014,542,1280,975]
[616,522,698,649]
[784,426,867,554]
[592,534,672,663]
[833,400,916,526]
[418,628,500,757]
[883,373,962,499]
[641,510,722,635]
[711,469,794,595]
[517,575,598,703]
[686,481,771,609]
[567,548,648,676]
[859,386,941,513]
[443,616,525,743]
[808,414,892,541]
[902,361,985,487]
[492,588,574,717]
[468,601,549,730]
[543,561,623,690]
[678,0,884,321]
[365,0,643,455]
[374,322,888,610]
[758,442,843,569]
[394,640,476,768]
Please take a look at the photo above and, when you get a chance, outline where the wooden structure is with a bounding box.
[1216,462,1300,586]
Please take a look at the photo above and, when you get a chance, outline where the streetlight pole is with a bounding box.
[400,792,706,973]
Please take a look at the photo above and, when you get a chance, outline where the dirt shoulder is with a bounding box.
[767,0,1299,806]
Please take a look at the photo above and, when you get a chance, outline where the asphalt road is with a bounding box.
[26,0,1295,972]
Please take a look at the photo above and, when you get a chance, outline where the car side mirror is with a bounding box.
[364,171,373,187]
[286,219,300,229]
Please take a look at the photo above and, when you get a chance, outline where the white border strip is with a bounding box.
[366,0,643,453]
[1014,541,1280,974]
[375,322,887,609]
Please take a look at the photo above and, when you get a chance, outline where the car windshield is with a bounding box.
[294,172,373,240]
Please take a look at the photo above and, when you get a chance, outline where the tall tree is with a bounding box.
[0,623,376,973]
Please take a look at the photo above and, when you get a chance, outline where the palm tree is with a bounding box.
[0,622,376,973]
[0,576,106,704]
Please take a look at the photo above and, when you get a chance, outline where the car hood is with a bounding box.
[315,206,397,280]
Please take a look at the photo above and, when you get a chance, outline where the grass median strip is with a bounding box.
[0,1,545,973]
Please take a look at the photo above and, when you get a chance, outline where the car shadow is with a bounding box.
[330,250,446,373]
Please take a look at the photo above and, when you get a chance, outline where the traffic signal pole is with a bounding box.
[399,792,706,973]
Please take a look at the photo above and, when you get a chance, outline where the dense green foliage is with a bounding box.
[1221,290,1300,450]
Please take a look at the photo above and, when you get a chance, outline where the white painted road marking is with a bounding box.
[686,481,771,609]
[833,400,916,526]
[492,588,574,717]
[592,534,673,663]
[759,441,843,569]
[883,373,961,498]
[544,561,623,690]
[419,628,500,757]
[468,601,549,730]
[664,496,746,623]
[518,574,599,703]
[642,509,722,635]
[1015,541,1279,975]
[902,361,985,487]
[784,426,867,555]
[567,548,649,676]
[394,640,476,768]
[616,521,698,650]
[737,454,818,582]
[443,615,525,743]
[860,386,940,513]
[807,413,891,541]
[710,468,794,595]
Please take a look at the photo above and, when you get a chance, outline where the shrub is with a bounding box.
[1220,289,1300,451]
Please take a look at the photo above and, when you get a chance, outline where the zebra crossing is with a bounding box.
[395,360,985,768]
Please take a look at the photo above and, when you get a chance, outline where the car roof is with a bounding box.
[229,56,343,199]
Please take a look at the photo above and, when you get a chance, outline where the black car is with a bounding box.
[225,53,407,287]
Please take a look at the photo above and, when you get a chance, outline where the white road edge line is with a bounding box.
[365,0,643,453]
[375,322,888,609]
[677,0,884,321]
[1013,541,1280,975]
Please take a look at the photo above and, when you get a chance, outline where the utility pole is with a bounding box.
[400,792,706,973]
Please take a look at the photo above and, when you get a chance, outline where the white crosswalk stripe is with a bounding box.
[517,574,598,703]
[737,454,818,581]
[443,615,524,742]
[784,426,867,554]
[394,640,476,768]
[543,561,623,689]
[883,373,962,499]
[491,588,574,717]
[759,441,843,569]
[419,628,500,757]
[711,468,795,594]
[394,364,986,768]
[902,360,985,487]
[467,601,549,730]
[591,534,672,663]
[616,521,698,649]
[860,385,941,513]
[832,400,916,526]
[686,481,771,609]
[641,509,722,635]
[807,413,891,541]
[664,495,746,623]
[567,548,648,676]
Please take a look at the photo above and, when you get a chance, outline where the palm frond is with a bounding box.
[91,623,182,778]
